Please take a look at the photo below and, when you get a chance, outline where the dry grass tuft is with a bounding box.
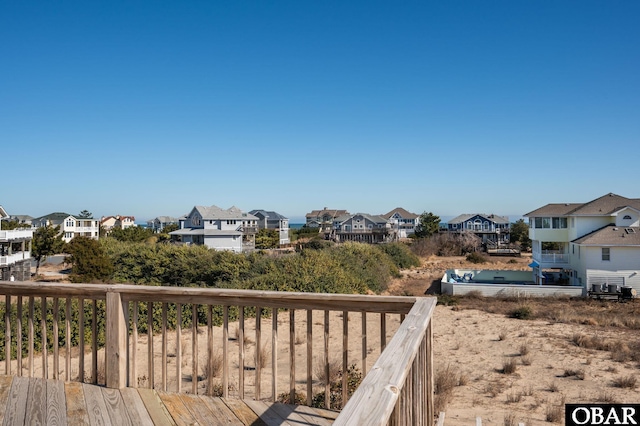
[314,357,342,384]
[434,364,467,413]
[563,369,586,380]
[612,375,637,389]
[518,341,530,356]
[502,357,517,375]
[503,412,517,426]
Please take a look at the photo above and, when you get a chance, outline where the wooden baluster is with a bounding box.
[324,310,330,409]
[161,302,167,391]
[192,304,198,394]
[289,309,295,404]
[271,308,277,402]
[207,305,213,396]
[238,307,245,399]
[65,297,70,381]
[53,298,59,379]
[342,310,348,406]
[78,298,84,382]
[176,303,181,393]
[124,300,130,387]
[426,322,434,424]
[132,302,138,388]
[92,299,97,384]
[17,296,22,376]
[28,297,34,378]
[148,301,153,389]
[5,294,10,375]
[306,309,312,406]
[42,296,47,379]
[361,312,367,376]
[222,305,229,398]
[380,312,387,351]
[255,306,261,400]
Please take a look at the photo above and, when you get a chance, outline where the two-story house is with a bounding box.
[100,215,136,233]
[330,213,394,244]
[446,213,511,246]
[146,216,179,233]
[1,205,33,281]
[381,208,419,238]
[249,210,290,245]
[525,193,640,292]
[170,206,258,253]
[31,212,100,243]
[306,208,350,232]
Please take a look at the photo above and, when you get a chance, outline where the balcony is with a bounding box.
[0,229,33,242]
[534,250,569,264]
[0,252,31,266]
[0,282,435,425]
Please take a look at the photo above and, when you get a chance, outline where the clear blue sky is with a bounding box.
[2,1,638,223]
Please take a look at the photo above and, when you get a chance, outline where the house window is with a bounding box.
[623,215,632,220]
[552,217,567,229]
[602,248,610,261]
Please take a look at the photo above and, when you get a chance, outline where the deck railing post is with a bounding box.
[106,290,127,388]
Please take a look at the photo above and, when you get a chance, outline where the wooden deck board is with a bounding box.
[2,376,30,426]
[0,375,13,422]
[197,396,244,426]
[82,383,112,426]
[100,387,133,426]
[137,388,175,426]
[0,376,335,425]
[46,379,68,426]
[64,382,89,425]
[25,377,47,425]
[156,391,199,426]
[119,387,155,426]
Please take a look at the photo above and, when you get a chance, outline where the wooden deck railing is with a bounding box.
[0,281,435,425]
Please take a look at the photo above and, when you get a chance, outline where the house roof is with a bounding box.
[193,205,257,220]
[0,206,9,219]
[169,229,242,236]
[381,208,418,220]
[249,210,288,220]
[306,208,349,219]
[150,216,179,223]
[448,213,510,224]
[33,212,87,222]
[573,224,640,246]
[334,213,389,225]
[9,215,34,221]
[525,193,640,217]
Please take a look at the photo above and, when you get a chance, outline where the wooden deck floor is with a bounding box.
[0,375,338,425]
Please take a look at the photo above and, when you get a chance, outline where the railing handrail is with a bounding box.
[0,281,416,314]
[335,297,436,425]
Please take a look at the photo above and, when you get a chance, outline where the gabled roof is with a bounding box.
[192,205,257,220]
[381,208,418,220]
[249,210,288,220]
[525,193,640,217]
[306,208,349,218]
[573,224,640,246]
[334,213,389,225]
[33,212,77,221]
[151,216,179,223]
[448,213,509,224]
[0,206,8,219]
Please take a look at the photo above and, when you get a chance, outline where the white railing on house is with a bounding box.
[0,252,31,266]
[0,281,435,425]
[535,251,569,263]
[0,230,34,241]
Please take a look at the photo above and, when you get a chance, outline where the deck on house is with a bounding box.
[0,375,338,426]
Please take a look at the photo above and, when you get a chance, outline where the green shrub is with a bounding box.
[311,364,363,410]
